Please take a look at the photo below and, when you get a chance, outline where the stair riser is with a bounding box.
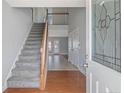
[30,30,43,33]
[26,40,41,42]
[32,27,44,28]
[8,81,39,88]
[29,32,42,35]
[28,36,42,38]
[27,37,42,39]
[30,33,43,35]
[21,51,40,55]
[27,38,42,41]
[31,28,44,30]
[21,48,40,55]
[12,71,39,77]
[25,42,41,45]
[19,57,40,60]
[31,29,44,31]
[29,36,42,38]
[26,39,41,42]
[16,63,40,67]
[23,46,41,49]
[22,48,41,52]
[20,53,40,56]
[25,45,41,48]
[23,48,41,51]
[21,48,40,52]
[29,33,42,35]
[23,45,41,47]
[32,25,43,27]
[19,57,40,61]
[32,26,44,28]
[30,29,43,33]
[19,59,40,62]
[24,43,41,45]
[28,35,42,37]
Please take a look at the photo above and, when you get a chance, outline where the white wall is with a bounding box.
[48,25,68,37]
[68,8,86,75]
[2,0,32,91]
[33,8,46,23]
[52,15,68,25]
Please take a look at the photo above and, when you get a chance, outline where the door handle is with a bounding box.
[83,63,88,68]
[79,63,88,68]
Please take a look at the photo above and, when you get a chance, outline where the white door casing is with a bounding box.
[86,0,121,93]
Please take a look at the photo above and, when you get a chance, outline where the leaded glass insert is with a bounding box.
[92,0,121,72]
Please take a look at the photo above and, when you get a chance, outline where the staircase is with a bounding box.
[7,23,45,88]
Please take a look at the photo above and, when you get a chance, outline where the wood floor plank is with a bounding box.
[4,71,86,93]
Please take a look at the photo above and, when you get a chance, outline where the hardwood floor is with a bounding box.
[4,71,86,93]
[48,55,78,71]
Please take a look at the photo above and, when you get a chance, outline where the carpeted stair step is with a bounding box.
[26,38,41,42]
[7,76,40,88]
[23,45,41,50]
[25,41,41,45]
[19,55,40,61]
[21,50,40,55]
[15,61,40,67]
[20,52,40,56]
[28,35,42,38]
[12,66,40,77]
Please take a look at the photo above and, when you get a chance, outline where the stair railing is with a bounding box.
[40,9,48,90]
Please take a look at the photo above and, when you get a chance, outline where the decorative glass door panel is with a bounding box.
[92,0,121,72]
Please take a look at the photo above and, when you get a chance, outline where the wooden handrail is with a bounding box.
[40,9,48,90]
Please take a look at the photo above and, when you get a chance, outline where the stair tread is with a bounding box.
[19,54,40,57]
[28,36,42,38]
[16,60,40,63]
[16,63,40,67]
[26,40,41,42]
[26,39,41,41]
[13,66,40,70]
[21,51,41,54]
[23,46,41,48]
[21,51,40,54]
[8,76,39,81]
[29,32,42,34]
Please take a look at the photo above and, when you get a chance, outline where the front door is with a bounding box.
[86,0,121,93]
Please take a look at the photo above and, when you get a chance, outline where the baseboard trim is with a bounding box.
[2,23,33,92]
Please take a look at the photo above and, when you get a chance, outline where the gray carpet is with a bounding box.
[7,23,45,88]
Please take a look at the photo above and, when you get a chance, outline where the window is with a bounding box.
[92,0,121,72]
